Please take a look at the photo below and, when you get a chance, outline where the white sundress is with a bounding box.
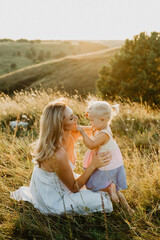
[10,159,113,215]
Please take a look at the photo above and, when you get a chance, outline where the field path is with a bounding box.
[0,46,120,77]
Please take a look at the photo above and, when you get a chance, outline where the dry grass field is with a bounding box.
[0,89,160,240]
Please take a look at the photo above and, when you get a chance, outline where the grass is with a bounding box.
[0,89,160,240]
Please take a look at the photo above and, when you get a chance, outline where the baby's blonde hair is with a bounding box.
[32,99,67,166]
[87,101,119,122]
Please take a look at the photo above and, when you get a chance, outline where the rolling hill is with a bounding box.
[0,40,117,76]
[0,47,120,95]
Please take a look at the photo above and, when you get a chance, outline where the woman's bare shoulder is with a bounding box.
[40,148,68,172]
[54,148,68,163]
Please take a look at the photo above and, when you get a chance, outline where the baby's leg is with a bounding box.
[117,191,135,215]
[105,183,119,203]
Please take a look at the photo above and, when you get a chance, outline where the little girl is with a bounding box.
[77,101,134,214]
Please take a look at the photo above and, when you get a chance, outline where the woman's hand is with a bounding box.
[91,150,111,169]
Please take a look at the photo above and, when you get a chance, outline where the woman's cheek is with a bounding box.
[73,122,77,129]
[63,121,73,130]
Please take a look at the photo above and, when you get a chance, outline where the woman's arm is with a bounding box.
[77,126,110,150]
[54,149,111,193]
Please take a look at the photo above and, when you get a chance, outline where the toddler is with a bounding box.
[77,101,134,214]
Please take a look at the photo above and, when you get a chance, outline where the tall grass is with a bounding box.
[0,89,160,240]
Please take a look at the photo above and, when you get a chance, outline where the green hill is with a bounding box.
[0,47,120,95]
[0,40,111,76]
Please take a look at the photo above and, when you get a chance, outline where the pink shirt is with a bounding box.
[83,129,124,171]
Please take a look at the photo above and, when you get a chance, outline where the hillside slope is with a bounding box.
[0,47,120,95]
[0,40,110,76]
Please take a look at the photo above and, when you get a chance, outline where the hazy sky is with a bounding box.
[1,0,160,40]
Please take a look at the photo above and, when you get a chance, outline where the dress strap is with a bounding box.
[58,145,66,152]
[32,158,37,164]
[70,134,75,142]
[99,129,112,138]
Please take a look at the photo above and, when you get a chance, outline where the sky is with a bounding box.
[0,0,160,40]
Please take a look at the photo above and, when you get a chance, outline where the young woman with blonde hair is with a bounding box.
[11,100,113,215]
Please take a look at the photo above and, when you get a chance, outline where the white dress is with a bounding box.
[10,160,113,215]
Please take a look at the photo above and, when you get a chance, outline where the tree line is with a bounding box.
[97,32,160,106]
[0,38,41,43]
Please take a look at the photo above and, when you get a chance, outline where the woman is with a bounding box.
[10,100,113,215]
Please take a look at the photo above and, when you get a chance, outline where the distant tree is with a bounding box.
[17,51,21,56]
[10,63,17,69]
[37,50,44,61]
[0,38,14,42]
[30,39,41,44]
[16,39,29,42]
[33,39,41,43]
[25,50,32,59]
[45,50,51,59]
[25,47,36,59]
[30,47,36,58]
[97,32,160,106]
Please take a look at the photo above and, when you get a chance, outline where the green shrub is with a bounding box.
[97,32,160,106]
[10,63,17,69]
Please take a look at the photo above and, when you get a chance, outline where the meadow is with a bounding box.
[0,89,160,240]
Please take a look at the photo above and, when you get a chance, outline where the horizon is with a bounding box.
[0,38,125,41]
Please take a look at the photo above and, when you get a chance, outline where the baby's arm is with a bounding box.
[72,126,92,141]
[77,126,109,150]
[81,126,92,137]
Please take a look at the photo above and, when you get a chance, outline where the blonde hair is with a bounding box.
[32,99,67,166]
[87,101,119,122]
